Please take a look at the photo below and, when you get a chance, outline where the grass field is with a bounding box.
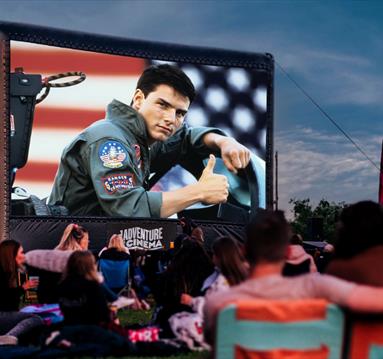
[114,307,208,359]
[22,295,208,358]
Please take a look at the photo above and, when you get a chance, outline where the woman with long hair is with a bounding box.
[25,223,89,304]
[58,250,111,326]
[0,240,42,345]
[58,251,145,343]
[211,236,248,286]
[100,234,130,258]
[55,223,89,251]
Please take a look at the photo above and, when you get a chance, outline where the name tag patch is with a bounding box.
[102,173,135,194]
[99,141,127,168]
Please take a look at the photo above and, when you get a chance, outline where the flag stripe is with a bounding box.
[27,128,79,163]
[16,162,58,182]
[34,108,105,129]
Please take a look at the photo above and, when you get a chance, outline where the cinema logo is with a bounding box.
[108,221,176,251]
[120,226,163,250]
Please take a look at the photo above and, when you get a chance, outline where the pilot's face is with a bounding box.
[132,84,190,145]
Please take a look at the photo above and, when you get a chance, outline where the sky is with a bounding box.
[1,0,382,217]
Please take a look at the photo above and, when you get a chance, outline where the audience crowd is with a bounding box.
[0,200,382,357]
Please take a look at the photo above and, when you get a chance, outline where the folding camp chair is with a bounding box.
[99,258,130,295]
[346,312,383,359]
[215,299,345,359]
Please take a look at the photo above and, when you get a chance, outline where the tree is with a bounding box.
[289,198,347,242]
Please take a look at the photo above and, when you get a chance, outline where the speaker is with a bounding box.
[307,217,323,241]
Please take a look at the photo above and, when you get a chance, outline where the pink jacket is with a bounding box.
[286,245,317,273]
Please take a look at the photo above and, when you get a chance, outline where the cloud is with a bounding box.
[275,127,380,215]
[272,47,383,110]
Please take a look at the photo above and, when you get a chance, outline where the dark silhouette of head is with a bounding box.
[335,201,383,259]
[63,250,99,282]
[245,210,290,267]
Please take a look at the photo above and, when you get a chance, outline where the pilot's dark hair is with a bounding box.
[136,64,196,103]
[245,210,290,265]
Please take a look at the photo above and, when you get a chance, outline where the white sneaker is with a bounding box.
[0,335,18,345]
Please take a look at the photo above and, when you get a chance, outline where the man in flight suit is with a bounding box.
[48,64,250,218]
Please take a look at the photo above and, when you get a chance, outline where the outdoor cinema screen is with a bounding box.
[1,23,273,224]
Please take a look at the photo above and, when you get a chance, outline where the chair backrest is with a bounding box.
[215,299,345,359]
[99,258,130,291]
[347,314,383,359]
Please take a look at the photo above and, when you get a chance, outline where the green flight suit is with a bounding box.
[48,100,224,218]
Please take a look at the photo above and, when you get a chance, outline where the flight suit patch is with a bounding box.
[102,173,135,194]
[99,141,127,168]
[133,144,142,169]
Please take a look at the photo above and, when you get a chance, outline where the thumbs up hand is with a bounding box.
[200,154,216,178]
[198,154,229,204]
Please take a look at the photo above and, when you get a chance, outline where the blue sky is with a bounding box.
[1,0,382,215]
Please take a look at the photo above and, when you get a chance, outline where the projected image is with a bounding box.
[10,41,268,219]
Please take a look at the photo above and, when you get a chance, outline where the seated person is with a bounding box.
[153,238,214,337]
[58,251,158,346]
[99,234,131,294]
[58,251,111,326]
[283,233,317,276]
[180,236,248,316]
[25,223,89,303]
[169,236,248,349]
[0,240,42,345]
[326,200,383,286]
[55,224,89,251]
[99,234,130,260]
[204,210,383,345]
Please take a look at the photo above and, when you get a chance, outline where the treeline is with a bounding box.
[289,198,347,242]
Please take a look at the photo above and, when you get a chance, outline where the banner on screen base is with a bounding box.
[107,221,177,250]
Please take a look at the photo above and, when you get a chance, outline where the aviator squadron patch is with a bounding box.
[102,173,135,194]
[99,141,127,168]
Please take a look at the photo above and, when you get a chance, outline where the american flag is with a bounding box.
[11,41,268,202]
